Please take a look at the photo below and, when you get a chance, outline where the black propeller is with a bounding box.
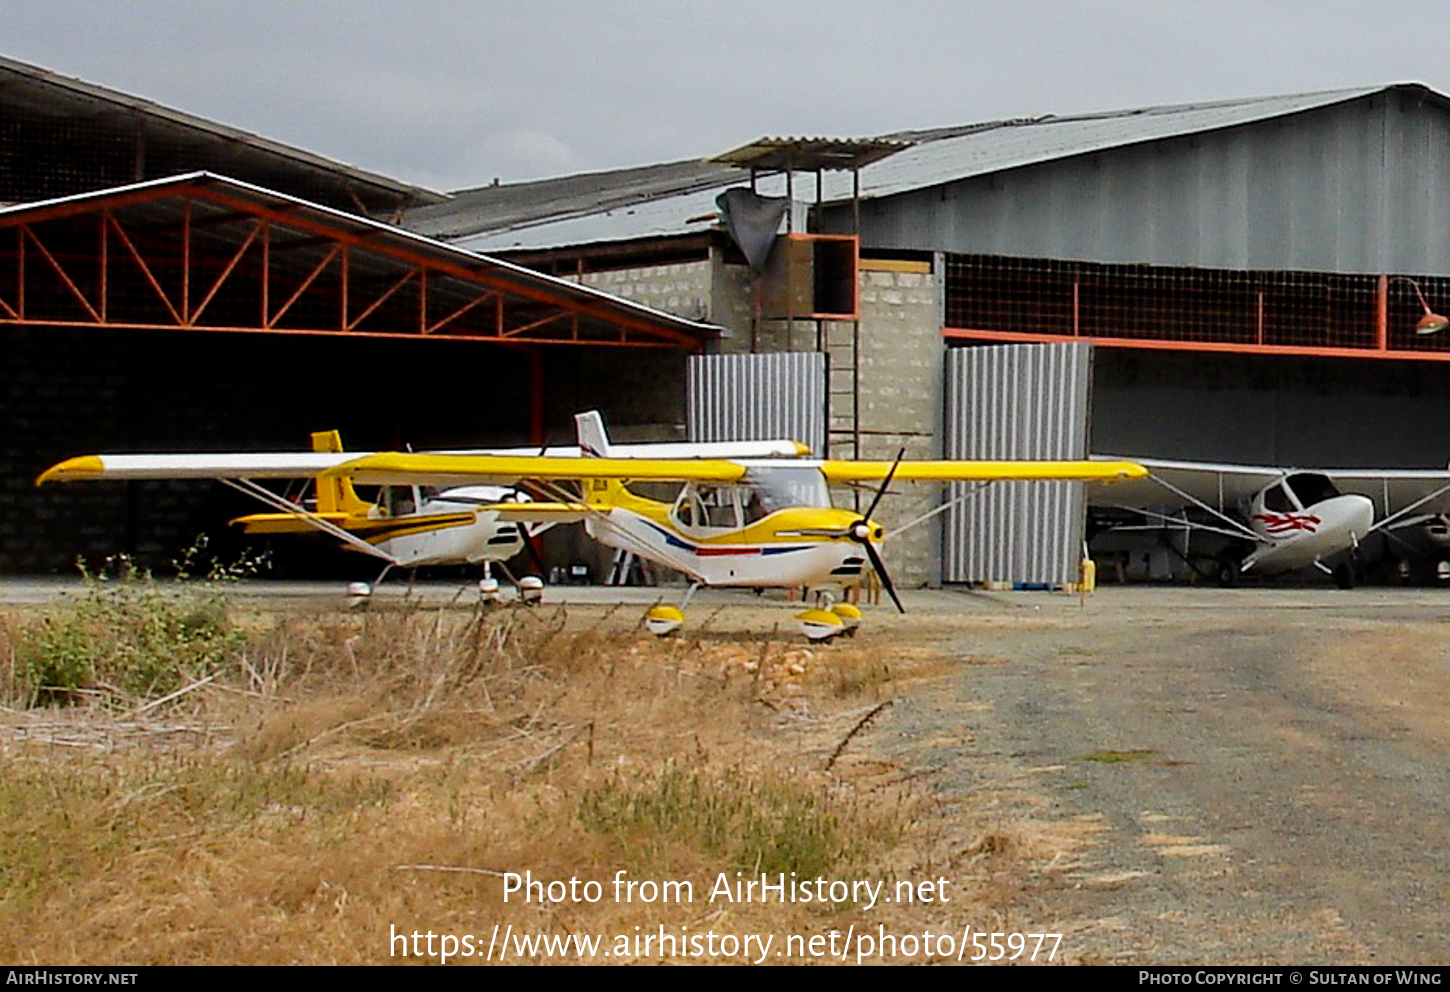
[849,448,906,614]
[519,437,556,580]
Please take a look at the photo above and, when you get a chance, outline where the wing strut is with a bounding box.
[890,482,995,538]
[1138,472,1263,543]
[1366,479,1450,535]
[1101,503,1260,542]
[221,478,400,565]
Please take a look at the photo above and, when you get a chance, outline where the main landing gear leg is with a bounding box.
[347,561,396,608]
[496,561,545,605]
[478,561,502,604]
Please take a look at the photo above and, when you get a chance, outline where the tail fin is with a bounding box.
[310,430,370,515]
[583,475,626,509]
[575,410,613,458]
[574,413,646,511]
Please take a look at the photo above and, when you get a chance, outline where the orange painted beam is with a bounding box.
[0,179,710,350]
[942,326,1450,363]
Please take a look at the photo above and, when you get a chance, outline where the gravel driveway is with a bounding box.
[871,587,1450,965]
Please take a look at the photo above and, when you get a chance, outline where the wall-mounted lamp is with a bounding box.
[1390,276,1450,335]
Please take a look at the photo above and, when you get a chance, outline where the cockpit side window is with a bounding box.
[699,486,740,528]
[384,485,416,516]
[674,486,739,530]
[1263,483,1295,512]
[675,494,696,528]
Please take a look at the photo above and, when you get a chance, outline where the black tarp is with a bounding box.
[716,188,788,272]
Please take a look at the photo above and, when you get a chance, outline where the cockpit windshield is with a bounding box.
[744,466,831,514]
[1284,473,1340,507]
[671,469,831,531]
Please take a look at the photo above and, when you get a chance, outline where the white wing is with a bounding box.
[38,452,362,484]
[1093,456,1450,521]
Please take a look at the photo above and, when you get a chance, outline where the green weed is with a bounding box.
[13,547,253,706]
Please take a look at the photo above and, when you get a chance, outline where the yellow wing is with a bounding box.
[325,453,747,487]
[325,453,1147,488]
[819,460,1148,484]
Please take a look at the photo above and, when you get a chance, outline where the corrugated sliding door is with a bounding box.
[687,352,827,455]
[943,342,1092,585]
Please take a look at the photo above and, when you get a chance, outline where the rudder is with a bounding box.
[574,410,613,458]
[310,429,370,515]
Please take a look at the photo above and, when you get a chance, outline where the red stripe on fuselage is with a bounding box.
[694,546,763,557]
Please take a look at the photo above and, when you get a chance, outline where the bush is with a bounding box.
[16,550,250,706]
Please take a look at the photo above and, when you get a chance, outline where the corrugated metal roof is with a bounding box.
[0,53,445,209]
[0,171,721,344]
[451,183,733,253]
[858,86,1387,199]
[406,159,740,242]
[421,86,1401,253]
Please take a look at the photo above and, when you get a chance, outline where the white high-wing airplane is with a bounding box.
[36,418,809,599]
[1089,456,1450,587]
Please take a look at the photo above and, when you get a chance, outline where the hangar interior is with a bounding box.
[8,54,1450,586]
[0,58,712,575]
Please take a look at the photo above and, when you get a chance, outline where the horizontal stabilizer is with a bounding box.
[485,501,589,524]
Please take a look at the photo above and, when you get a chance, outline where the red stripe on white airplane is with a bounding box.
[1254,513,1321,534]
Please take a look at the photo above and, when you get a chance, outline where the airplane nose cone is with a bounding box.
[1346,494,1375,535]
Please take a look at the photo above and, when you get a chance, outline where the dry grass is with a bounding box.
[0,598,1062,965]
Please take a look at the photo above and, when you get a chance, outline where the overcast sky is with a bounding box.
[8,2,1449,192]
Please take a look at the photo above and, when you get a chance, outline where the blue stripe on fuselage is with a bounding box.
[642,520,811,556]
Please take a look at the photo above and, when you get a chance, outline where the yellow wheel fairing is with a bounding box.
[645,604,685,637]
[796,607,845,642]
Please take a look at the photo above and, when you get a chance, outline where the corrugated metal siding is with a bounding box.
[943,343,1091,584]
[850,92,1450,277]
[687,352,826,455]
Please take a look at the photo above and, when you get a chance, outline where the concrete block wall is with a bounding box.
[576,261,713,325]
[569,251,947,588]
[847,260,944,588]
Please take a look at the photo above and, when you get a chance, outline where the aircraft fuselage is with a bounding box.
[584,499,874,591]
[1243,487,1375,574]
[370,485,525,568]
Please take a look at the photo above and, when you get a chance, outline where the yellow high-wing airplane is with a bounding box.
[304,413,1148,638]
[38,414,1145,636]
[36,417,809,603]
